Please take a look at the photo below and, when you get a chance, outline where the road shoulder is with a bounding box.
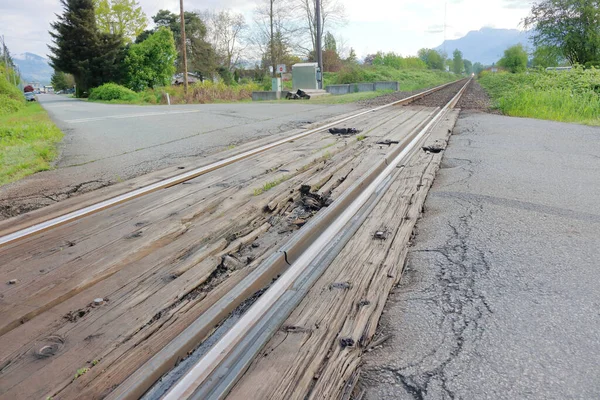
[360,112,600,399]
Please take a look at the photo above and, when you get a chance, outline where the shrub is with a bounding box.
[88,83,139,102]
[160,80,261,104]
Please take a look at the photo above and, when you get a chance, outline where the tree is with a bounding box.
[49,0,123,97]
[346,47,357,64]
[532,45,562,68]
[498,44,529,73]
[252,0,300,77]
[452,49,464,74]
[463,59,473,74]
[525,0,600,65]
[94,0,147,42]
[418,48,445,70]
[473,62,485,75]
[298,0,346,57]
[124,27,177,91]
[324,31,337,52]
[51,70,75,90]
[204,10,247,72]
[153,10,216,79]
[322,49,342,72]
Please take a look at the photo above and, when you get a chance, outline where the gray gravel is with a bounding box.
[456,80,493,111]
[360,112,600,399]
[410,80,468,108]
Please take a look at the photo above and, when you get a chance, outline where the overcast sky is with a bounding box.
[0,0,533,59]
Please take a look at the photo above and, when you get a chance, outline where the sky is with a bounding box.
[0,0,533,60]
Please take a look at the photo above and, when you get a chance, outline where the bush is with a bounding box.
[160,80,261,104]
[89,83,139,102]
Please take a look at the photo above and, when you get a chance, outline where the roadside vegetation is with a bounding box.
[476,0,600,126]
[0,71,63,185]
[479,67,600,125]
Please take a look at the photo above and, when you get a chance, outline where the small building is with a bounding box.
[292,63,320,90]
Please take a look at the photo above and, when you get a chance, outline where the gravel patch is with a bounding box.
[456,80,493,111]
[409,79,469,108]
[357,88,431,108]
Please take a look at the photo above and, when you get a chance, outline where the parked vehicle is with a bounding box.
[24,92,37,102]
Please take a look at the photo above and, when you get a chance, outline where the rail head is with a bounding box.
[148,78,472,400]
[0,79,466,249]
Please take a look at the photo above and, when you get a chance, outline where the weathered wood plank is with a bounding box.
[227,109,460,400]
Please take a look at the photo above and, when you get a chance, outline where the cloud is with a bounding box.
[502,0,533,9]
[426,24,445,34]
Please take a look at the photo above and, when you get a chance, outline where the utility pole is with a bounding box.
[2,36,9,83]
[179,0,189,93]
[270,0,275,78]
[315,0,323,89]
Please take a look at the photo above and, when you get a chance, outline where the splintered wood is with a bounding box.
[0,106,438,399]
[228,110,460,400]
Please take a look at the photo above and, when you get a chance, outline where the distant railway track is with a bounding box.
[0,79,464,248]
[0,78,470,400]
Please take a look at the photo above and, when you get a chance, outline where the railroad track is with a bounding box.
[0,78,470,400]
[0,79,462,248]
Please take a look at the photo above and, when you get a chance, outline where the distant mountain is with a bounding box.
[435,28,533,65]
[13,53,53,85]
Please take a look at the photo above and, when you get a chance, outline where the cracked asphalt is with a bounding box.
[360,112,600,399]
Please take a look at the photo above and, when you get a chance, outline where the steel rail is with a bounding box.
[0,79,465,248]
[157,79,472,400]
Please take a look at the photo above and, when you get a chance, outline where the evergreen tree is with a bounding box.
[346,48,357,64]
[49,0,123,97]
[51,70,69,91]
[153,10,216,79]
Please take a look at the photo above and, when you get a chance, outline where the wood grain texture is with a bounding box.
[0,107,436,399]
[228,110,460,400]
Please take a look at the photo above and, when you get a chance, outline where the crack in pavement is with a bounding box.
[366,195,493,400]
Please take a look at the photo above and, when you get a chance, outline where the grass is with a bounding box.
[478,67,600,125]
[0,102,64,186]
[73,367,89,380]
[356,134,366,141]
[323,66,459,91]
[253,175,290,196]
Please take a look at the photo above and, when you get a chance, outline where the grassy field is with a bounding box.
[0,102,64,186]
[478,67,600,125]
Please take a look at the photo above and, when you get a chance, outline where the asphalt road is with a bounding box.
[39,94,359,174]
[360,112,600,399]
[0,95,358,217]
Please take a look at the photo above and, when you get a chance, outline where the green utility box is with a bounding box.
[292,63,320,90]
